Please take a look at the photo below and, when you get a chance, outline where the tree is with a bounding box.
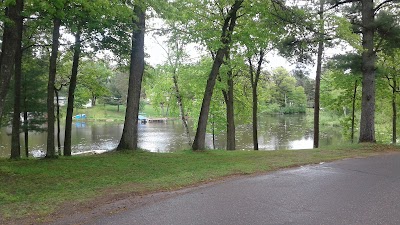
[117,1,146,150]
[247,50,265,150]
[46,12,62,158]
[64,0,131,156]
[326,0,399,142]
[0,0,24,119]
[379,51,400,144]
[221,52,236,150]
[192,0,244,150]
[78,61,112,107]
[151,22,193,145]
[10,0,25,159]
[314,0,325,148]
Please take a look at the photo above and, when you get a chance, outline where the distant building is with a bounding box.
[55,97,67,106]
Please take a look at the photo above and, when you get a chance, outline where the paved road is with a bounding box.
[73,153,400,225]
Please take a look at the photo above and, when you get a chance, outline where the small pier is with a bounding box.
[147,118,168,123]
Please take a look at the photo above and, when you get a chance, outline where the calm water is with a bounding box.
[0,114,342,157]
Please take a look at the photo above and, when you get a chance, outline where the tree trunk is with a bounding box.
[46,18,61,158]
[10,4,24,159]
[0,0,23,119]
[359,0,376,143]
[64,31,81,156]
[55,89,62,155]
[248,51,265,151]
[392,79,397,144]
[351,80,357,143]
[313,0,324,149]
[24,111,28,157]
[222,69,235,150]
[192,0,243,150]
[172,70,191,147]
[117,3,145,150]
[92,95,96,106]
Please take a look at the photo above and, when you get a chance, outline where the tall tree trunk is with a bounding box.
[46,18,61,158]
[248,50,265,150]
[351,80,358,143]
[392,79,397,144]
[10,4,24,159]
[359,0,376,142]
[222,69,235,150]
[313,0,324,149]
[64,31,81,156]
[192,0,243,150]
[24,111,28,157]
[0,0,23,119]
[55,89,62,155]
[117,3,145,150]
[172,70,191,146]
[252,82,258,150]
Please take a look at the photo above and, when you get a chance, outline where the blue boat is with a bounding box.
[138,114,147,124]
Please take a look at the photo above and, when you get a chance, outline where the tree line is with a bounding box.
[0,0,399,159]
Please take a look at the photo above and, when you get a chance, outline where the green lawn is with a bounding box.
[0,143,398,223]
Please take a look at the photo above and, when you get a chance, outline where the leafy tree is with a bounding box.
[78,60,112,106]
[45,1,63,158]
[117,1,146,151]
[63,0,131,156]
[379,50,400,144]
[0,0,24,120]
[10,0,25,159]
[191,0,244,150]
[326,0,400,142]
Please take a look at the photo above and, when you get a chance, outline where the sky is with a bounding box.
[144,32,301,76]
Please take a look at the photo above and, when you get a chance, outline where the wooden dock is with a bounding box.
[147,118,168,123]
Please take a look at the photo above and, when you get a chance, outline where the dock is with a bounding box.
[147,118,168,123]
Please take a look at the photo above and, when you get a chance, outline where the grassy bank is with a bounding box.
[0,144,399,223]
[71,104,163,122]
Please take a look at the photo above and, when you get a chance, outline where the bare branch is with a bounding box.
[325,0,360,12]
[374,0,394,13]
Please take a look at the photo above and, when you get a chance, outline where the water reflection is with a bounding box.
[0,114,342,157]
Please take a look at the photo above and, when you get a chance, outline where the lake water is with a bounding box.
[0,114,342,158]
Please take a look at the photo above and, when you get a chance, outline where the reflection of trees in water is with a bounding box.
[0,115,343,156]
[259,115,310,150]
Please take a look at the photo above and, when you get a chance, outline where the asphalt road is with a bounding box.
[66,153,400,225]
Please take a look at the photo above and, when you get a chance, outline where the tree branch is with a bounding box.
[325,0,360,12]
[374,0,394,13]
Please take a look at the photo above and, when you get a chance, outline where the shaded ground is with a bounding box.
[38,152,400,225]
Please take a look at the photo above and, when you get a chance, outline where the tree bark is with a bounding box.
[192,0,243,150]
[0,0,23,119]
[313,0,324,149]
[351,80,358,143]
[248,51,265,151]
[64,31,82,156]
[392,79,396,144]
[24,111,28,157]
[10,3,24,159]
[55,88,62,155]
[222,68,235,150]
[117,3,145,150]
[46,18,61,158]
[359,0,376,142]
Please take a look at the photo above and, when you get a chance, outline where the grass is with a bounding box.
[0,143,399,223]
[70,104,163,122]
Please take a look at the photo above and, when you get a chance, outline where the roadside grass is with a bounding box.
[0,143,399,223]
